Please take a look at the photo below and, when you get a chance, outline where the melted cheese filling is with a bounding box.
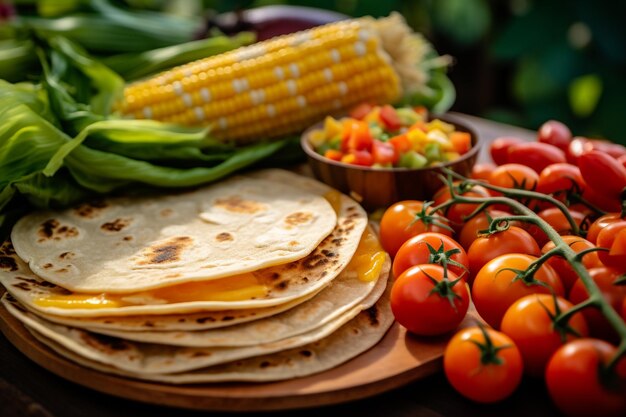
[34,191,385,309]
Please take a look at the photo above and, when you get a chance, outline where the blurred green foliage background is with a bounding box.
[217,0,626,143]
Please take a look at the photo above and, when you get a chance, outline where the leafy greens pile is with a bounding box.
[0,3,302,237]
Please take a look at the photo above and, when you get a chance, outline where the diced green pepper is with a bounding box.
[424,142,442,161]
[398,151,428,168]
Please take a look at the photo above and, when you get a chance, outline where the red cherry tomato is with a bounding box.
[546,339,626,417]
[566,137,594,165]
[489,163,539,191]
[433,182,490,230]
[578,150,626,199]
[541,236,603,293]
[537,163,585,195]
[501,294,588,377]
[472,253,564,328]
[583,187,623,212]
[596,221,626,273]
[587,213,626,244]
[457,209,515,251]
[588,139,626,159]
[444,327,523,403]
[490,137,525,165]
[349,103,374,120]
[525,207,588,248]
[391,264,469,336]
[507,142,567,173]
[371,140,398,165]
[379,201,452,257]
[392,232,469,280]
[470,162,497,181]
[467,226,540,281]
[538,120,572,151]
[569,267,626,343]
[618,154,626,169]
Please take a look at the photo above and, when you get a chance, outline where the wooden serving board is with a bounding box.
[0,287,480,412]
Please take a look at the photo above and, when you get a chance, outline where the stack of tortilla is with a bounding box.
[0,169,393,383]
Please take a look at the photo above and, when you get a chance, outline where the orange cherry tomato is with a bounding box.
[467,226,540,281]
[472,253,564,328]
[569,267,626,343]
[391,265,469,336]
[541,236,603,293]
[546,339,626,417]
[596,221,626,273]
[470,162,497,181]
[489,163,539,191]
[392,233,468,280]
[379,201,452,257]
[500,294,588,377]
[444,327,523,403]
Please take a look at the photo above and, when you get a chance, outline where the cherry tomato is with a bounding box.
[583,187,623,212]
[507,142,567,173]
[444,327,523,403]
[489,163,538,191]
[546,339,626,417]
[578,151,626,199]
[457,209,515,251]
[587,213,625,244]
[500,294,588,377]
[393,233,468,280]
[526,208,588,247]
[541,236,602,292]
[538,120,572,151]
[379,201,452,257]
[536,163,585,195]
[588,139,626,159]
[618,154,626,169]
[472,253,564,328]
[566,137,594,165]
[569,267,626,343]
[490,137,525,165]
[470,162,496,181]
[349,103,374,120]
[622,297,626,321]
[596,221,626,273]
[433,182,490,230]
[467,226,540,281]
[391,264,469,336]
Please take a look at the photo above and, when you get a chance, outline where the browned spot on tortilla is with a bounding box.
[365,306,380,326]
[123,236,133,241]
[215,232,233,242]
[0,256,18,271]
[59,252,74,260]
[270,272,280,280]
[0,241,16,256]
[321,249,336,258]
[16,276,65,290]
[331,238,344,245]
[301,251,330,270]
[12,283,30,291]
[55,268,68,273]
[260,361,271,368]
[80,333,130,353]
[284,212,313,229]
[136,236,192,265]
[73,200,108,219]
[178,318,186,323]
[299,350,312,357]
[196,317,215,324]
[101,218,131,232]
[289,240,299,246]
[352,328,360,335]
[37,219,79,242]
[191,351,211,358]
[221,316,234,321]
[165,273,181,279]
[143,321,154,328]
[214,195,266,214]
[276,281,288,290]
[347,206,356,212]
[160,208,173,217]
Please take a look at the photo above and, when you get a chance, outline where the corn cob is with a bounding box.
[115,13,439,143]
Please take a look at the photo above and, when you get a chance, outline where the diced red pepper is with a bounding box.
[379,105,402,131]
[450,131,472,155]
[413,106,428,118]
[349,103,375,120]
[324,149,344,161]
[389,134,411,154]
[350,150,374,166]
[372,139,398,165]
[342,120,373,152]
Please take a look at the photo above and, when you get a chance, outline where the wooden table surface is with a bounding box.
[0,114,562,417]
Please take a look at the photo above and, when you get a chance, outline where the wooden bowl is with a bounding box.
[301,115,481,211]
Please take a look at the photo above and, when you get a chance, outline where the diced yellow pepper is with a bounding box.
[309,130,327,147]
[426,129,454,151]
[407,128,428,151]
[443,151,461,161]
[363,107,381,124]
[427,119,455,134]
[341,154,357,164]
[323,116,343,139]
